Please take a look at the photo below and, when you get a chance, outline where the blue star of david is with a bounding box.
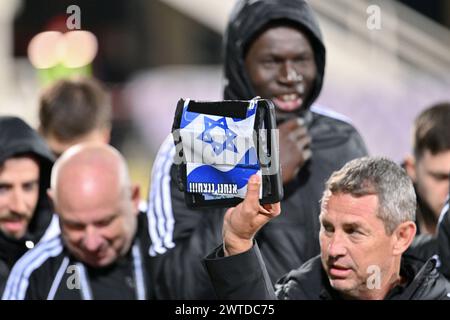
[197,117,238,155]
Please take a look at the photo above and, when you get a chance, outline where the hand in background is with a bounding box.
[278,118,312,184]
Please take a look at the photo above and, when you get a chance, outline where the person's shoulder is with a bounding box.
[309,105,367,156]
[149,134,178,188]
[406,234,438,262]
[310,104,358,132]
[154,134,176,166]
[404,255,450,300]
[275,255,323,300]
[421,257,450,295]
[2,236,64,300]
[10,236,64,276]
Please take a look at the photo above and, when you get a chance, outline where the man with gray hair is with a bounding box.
[2,143,159,300]
[204,157,450,299]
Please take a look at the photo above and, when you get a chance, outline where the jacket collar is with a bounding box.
[318,256,440,300]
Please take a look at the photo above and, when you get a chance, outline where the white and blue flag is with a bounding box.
[179,99,262,199]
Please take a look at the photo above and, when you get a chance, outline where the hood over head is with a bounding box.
[223,0,326,117]
[0,116,55,266]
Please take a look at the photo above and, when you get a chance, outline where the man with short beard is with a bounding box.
[0,117,57,295]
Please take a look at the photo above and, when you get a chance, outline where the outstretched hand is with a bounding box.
[222,174,281,256]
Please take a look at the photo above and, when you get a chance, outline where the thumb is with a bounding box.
[244,174,261,206]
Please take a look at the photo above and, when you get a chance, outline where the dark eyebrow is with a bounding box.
[343,222,362,229]
[61,217,85,228]
[261,49,313,58]
[23,179,39,185]
[342,222,370,233]
[320,216,332,225]
[94,212,119,225]
[427,170,450,180]
[62,212,119,227]
[0,180,39,187]
[0,182,12,187]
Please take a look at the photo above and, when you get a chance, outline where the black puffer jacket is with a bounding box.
[148,0,367,299]
[0,116,55,294]
[204,244,450,300]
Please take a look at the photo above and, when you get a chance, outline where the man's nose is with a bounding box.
[327,232,347,258]
[9,188,28,214]
[278,62,302,85]
[83,226,103,252]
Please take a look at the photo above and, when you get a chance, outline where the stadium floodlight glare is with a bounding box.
[28,30,98,69]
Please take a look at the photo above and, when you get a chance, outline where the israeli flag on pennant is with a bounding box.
[179,98,262,200]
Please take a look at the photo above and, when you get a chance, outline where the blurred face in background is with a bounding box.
[0,156,40,239]
[408,150,450,218]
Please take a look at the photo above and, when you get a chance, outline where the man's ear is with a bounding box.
[392,221,417,256]
[130,184,141,215]
[404,155,417,182]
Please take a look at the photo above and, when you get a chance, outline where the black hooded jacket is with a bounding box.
[0,116,55,293]
[204,243,450,300]
[148,0,367,299]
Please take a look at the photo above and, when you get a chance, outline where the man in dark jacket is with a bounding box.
[404,103,450,261]
[148,0,367,298]
[2,144,158,299]
[0,116,58,295]
[204,157,450,300]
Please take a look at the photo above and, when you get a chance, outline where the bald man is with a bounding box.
[2,143,159,300]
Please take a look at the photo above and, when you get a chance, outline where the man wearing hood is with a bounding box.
[148,0,367,298]
[0,116,58,294]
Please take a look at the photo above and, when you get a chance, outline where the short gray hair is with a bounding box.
[322,157,416,234]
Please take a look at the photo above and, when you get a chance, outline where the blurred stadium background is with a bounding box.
[1,0,449,198]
